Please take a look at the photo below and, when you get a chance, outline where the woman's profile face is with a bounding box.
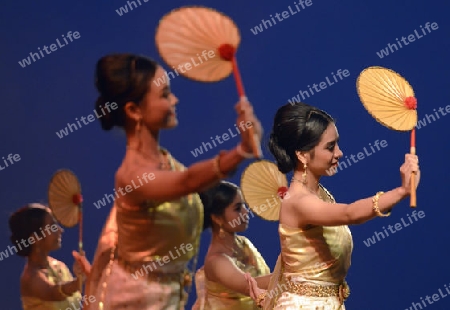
[36,211,63,253]
[307,123,343,176]
[221,190,250,233]
[138,66,179,131]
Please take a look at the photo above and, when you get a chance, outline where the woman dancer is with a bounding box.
[245,102,420,309]
[9,203,90,310]
[193,181,271,310]
[85,53,262,310]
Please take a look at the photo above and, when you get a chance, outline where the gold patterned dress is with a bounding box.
[85,149,203,310]
[264,185,353,310]
[21,258,82,310]
[193,236,270,310]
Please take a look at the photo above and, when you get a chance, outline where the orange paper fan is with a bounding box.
[155,6,262,159]
[356,66,418,207]
[240,160,288,221]
[155,6,240,83]
[48,169,84,251]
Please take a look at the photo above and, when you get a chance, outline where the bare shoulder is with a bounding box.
[279,191,309,226]
[20,264,50,296]
[203,251,235,278]
[115,156,158,186]
[20,266,33,294]
[115,156,160,203]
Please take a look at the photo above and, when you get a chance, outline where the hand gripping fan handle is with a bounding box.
[76,247,85,293]
[410,129,416,208]
[231,57,262,159]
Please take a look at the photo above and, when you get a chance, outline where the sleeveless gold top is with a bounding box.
[280,223,352,283]
[263,185,353,309]
[280,185,353,283]
[116,149,203,264]
[193,236,270,310]
[21,258,82,310]
[85,149,204,310]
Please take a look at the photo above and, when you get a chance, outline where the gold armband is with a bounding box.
[372,191,390,217]
[213,154,227,179]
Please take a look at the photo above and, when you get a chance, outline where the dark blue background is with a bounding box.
[1,0,449,309]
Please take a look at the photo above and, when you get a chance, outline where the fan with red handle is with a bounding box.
[155,6,262,158]
[48,169,84,289]
[356,66,418,208]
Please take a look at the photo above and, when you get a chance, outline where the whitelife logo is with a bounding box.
[190,121,252,158]
[363,210,425,247]
[376,22,439,59]
[153,50,216,87]
[18,31,81,68]
[55,102,118,139]
[0,224,59,261]
[0,153,21,171]
[288,69,350,105]
[131,243,194,280]
[93,172,156,209]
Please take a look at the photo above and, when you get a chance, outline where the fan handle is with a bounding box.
[73,193,84,292]
[218,44,262,159]
[410,129,416,208]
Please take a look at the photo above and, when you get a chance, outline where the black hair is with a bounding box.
[94,53,159,130]
[8,204,49,257]
[268,102,335,174]
[199,181,240,230]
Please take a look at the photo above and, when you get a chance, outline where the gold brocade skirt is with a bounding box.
[88,260,188,310]
[274,293,346,310]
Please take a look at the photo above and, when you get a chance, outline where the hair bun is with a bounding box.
[94,54,158,131]
[95,96,115,131]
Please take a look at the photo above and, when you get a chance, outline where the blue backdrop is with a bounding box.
[1,0,449,309]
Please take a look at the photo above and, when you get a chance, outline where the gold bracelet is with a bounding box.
[372,191,390,217]
[57,284,71,298]
[212,155,227,179]
[256,291,267,308]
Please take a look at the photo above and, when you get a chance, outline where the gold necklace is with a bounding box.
[221,236,246,259]
[126,146,170,170]
[291,178,335,203]
[291,177,320,195]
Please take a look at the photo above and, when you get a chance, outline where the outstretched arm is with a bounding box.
[204,254,271,296]
[290,154,420,226]
[21,268,81,302]
[118,99,263,204]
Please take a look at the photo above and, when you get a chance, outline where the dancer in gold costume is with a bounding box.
[245,102,420,309]
[84,54,262,310]
[9,204,90,310]
[193,181,271,310]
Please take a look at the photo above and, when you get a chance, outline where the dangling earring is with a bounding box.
[219,225,226,239]
[134,118,142,149]
[302,163,308,185]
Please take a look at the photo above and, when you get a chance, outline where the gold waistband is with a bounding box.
[117,256,192,286]
[286,279,350,304]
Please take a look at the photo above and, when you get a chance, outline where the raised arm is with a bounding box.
[119,99,263,204]
[291,154,420,227]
